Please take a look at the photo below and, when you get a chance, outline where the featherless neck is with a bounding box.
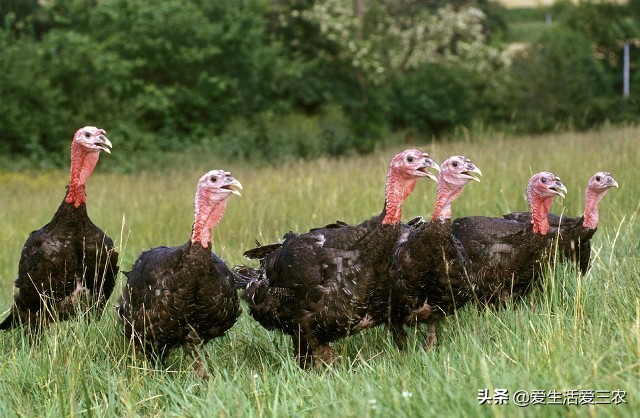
[541,197,553,216]
[66,144,100,208]
[431,181,462,222]
[529,194,552,235]
[191,198,228,248]
[381,174,417,225]
[583,188,606,230]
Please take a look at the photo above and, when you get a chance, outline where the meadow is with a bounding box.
[0,126,638,417]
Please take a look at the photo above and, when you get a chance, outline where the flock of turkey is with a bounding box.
[0,126,618,375]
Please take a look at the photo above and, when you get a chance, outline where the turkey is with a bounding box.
[383,156,481,350]
[1,126,118,331]
[117,170,242,378]
[238,150,440,368]
[503,172,618,274]
[451,172,567,307]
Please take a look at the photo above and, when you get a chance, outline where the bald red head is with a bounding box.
[583,172,618,229]
[431,155,481,222]
[65,126,113,207]
[526,172,567,235]
[191,170,242,248]
[382,149,439,225]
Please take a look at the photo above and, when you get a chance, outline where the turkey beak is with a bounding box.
[419,158,440,182]
[95,135,113,154]
[224,178,243,197]
[608,176,619,189]
[463,165,482,182]
[551,181,567,198]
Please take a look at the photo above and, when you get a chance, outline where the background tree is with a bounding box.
[506,26,611,132]
[1,0,639,166]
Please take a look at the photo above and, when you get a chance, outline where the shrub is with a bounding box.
[0,34,67,160]
[388,63,478,137]
[318,105,355,157]
[506,26,612,132]
[213,106,355,163]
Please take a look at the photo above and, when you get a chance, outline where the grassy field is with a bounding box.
[502,6,551,44]
[0,126,638,417]
[498,0,553,8]
[498,0,627,7]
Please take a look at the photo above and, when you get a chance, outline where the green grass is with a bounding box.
[1,126,639,417]
[502,7,552,44]
[505,20,550,43]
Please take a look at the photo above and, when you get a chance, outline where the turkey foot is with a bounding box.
[422,322,437,349]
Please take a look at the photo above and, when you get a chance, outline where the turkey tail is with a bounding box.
[231,265,261,289]
[243,239,282,260]
[243,243,281,260]
[0,309,17,330]
[309,220,349,232]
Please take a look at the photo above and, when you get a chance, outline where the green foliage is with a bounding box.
[389,63,478,136]
[212,105,356,162]
[554,0,640,109]
[2,0,640,166]
[505,26,612,132]
[501,5,548,44]
[1,0,297,162]
[0,35,64,158]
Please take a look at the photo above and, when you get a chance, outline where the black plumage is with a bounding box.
[451,215,550,305]
[384,156,481,349]
[1,126,117,331]
[117,242,240,370]
[238,150,439,368]
[451,172,567,306]
[117,170,242,377]
[502,212,593,274]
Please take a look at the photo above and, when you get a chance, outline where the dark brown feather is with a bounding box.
[451,215,553,306]
[503,212,594,274]
[1,199,119,330]
[117,241,241,359]
[358,219,473,349]
[241,215,403,367]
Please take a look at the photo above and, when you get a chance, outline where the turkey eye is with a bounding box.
[541,177,547,183]
[407,156,414,163]
[210,176,217,182]
[452,161,458,167]
[596,176,601,182]
[84,132,91,139]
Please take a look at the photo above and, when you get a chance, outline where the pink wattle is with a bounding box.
[191,196,228,248]
[582,188,606,230]
[529,193,552,235]
[431,180,463,222]
[382,172,418,225]
[65,141,101,208]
